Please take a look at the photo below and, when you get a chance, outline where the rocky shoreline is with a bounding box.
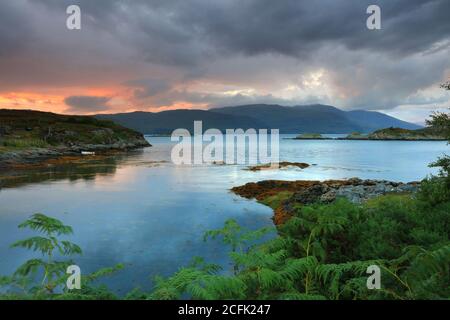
[0,109,151,169]
[232,178,420,225]
[0,138,150,169]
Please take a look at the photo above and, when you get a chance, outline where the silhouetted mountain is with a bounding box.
[96,104,421,134]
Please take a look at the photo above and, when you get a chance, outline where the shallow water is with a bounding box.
[0,135,447,294]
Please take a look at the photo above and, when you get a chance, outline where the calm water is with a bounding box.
[0,135,447,294]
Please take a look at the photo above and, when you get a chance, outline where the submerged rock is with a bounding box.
[245,162,310,171]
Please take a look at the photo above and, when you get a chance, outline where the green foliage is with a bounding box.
[422,82,450,199]
[0,214,123,300]
[1,194,448,300]
[147,258,243,300]
[0,109,146,151]
[426,109,450,186]
[388,245,450,299]
[56,264,125,300]
[260,191,293,209]
[139,192,449,300]
[1,138,49,148]
[4,214,81,294]
[203,219,273,275]
[419,176,450,205]
[17,213,74,235]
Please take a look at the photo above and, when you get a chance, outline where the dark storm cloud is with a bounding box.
[155,0,450,58]
[64,96,111,113]
[0,0,449,113]
[30,0,450,58]
[0,2,34,56]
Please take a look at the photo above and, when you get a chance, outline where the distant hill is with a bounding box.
[96,104,421,134]
[96,110,267,134]
[0,109,149,151]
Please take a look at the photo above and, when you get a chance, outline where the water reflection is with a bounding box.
[0,150,150,189]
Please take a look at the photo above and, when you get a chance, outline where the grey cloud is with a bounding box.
[0,0,448,116]
[311,43,450,110]
[124,78,172,98]
[64,96,111,113]
[30,0,450,62]
[134,0,450,58]
[139,87,328,110]
[0,1,33,57]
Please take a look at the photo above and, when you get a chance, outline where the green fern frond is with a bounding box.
[18,214,73,236]
[83,264,125,283]
[13,259,45,277]
[58,241,83,256]
[11,237,54,256]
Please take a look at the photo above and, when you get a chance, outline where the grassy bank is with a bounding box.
[0,109,149,150]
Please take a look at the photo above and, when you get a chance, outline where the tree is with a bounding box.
[417,82,450,205]
[427,81,450,174]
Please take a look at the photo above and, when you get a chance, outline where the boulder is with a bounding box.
[293,184,330,204]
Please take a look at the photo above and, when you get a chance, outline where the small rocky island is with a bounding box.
[292,127,446,141]
[245,161,310,171]
[0,109,150,168]
[341,127,446,141]
[292,133,332,140]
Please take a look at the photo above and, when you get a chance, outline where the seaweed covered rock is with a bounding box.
[232,178,421,225]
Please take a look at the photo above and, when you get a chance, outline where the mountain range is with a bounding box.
[96,104,421,134]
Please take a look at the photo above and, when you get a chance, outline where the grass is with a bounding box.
[260,191,293,209]
[0,109,147,150]
[1,138,49,149]
[369,127,445,140]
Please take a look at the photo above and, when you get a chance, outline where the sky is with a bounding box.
[0,0,449,124]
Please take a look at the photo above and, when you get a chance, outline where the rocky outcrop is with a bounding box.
[232,178,421,225]
[0,109,151,169]
[0,137,150,169]
[245,162,310,171]
[232,180,318,200]
[233,178,419,203]
[291,178,419,204]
